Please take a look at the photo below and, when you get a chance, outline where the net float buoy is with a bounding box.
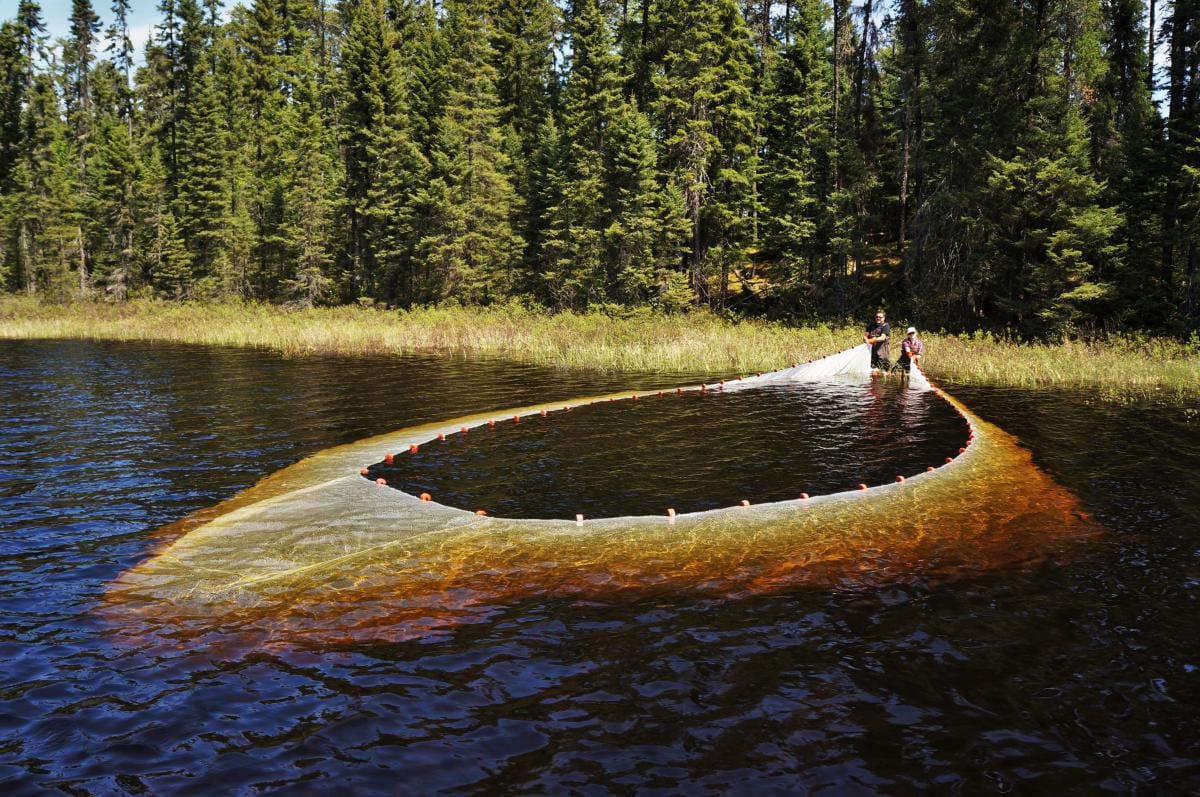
[927,466,935,472]
[488,419,496,427]
[409,444,419,454]
[657,391,664,397]
[858,483,868,490]
[800,492,809,500]
[676,388,683,396]
[667,508,676,524]
[575,514,584,526]
[896,475,906,483]
[513,415,520,423]
[419,492,432,501]
[384,453,394,464]
[540,409,547,416]
[958,447,966,453]
[461,426,469,434]
[945,457,953,464]
[740,499,750,507]
[375,478,387,486]
[437,433,445,441]
[359,468,369,476]
[632,394,638,400]
[475,509,487,516]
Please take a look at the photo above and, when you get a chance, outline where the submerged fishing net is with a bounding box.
[105,344,1096,640]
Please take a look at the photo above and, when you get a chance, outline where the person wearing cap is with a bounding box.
[864,309,891,371]
[897,326,924,373]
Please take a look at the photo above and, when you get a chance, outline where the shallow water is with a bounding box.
[1,340,1197,793]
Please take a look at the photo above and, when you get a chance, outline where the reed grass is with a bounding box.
[2,297,1197,399]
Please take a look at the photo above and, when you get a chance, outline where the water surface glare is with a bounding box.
[2,340,1198,793]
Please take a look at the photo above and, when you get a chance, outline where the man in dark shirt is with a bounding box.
[864,310,891,371]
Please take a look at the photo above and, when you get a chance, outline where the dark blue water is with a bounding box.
[1,339,1197,794]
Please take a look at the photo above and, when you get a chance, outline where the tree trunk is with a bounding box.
[19,220,34,295]
[1187,240,1198,319]
[77,225,89,297]
[1148,0,1155,94]
[832,0,841,192]
[854,0,873,138]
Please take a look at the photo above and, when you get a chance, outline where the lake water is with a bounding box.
[1,340,1197,794]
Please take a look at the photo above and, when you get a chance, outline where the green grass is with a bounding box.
[2,297,1197,400]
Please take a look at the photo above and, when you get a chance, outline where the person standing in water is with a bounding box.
[864,310,891,371]
[897,326,924,373]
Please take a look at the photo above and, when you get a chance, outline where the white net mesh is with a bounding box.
[728,343,932,392]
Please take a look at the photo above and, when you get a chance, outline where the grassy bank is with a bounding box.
[1,298,1197,399]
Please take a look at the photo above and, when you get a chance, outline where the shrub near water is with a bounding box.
[1,298,1197,399]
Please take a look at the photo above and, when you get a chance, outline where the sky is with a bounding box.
[36,0,164,59]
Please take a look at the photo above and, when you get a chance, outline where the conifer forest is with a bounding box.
[0,1,1196,338]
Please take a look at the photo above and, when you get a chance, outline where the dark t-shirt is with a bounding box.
[866,321,890,360]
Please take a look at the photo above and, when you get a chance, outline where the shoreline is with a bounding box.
[1,298,1197,400]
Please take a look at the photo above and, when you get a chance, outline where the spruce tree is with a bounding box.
[340,0,425,303]
[543,0,678,308]
[279,53,337,306]
[239,0,289,296]
[654,0,758,307]
[760,0,832,305]
[139,148,193,297]
[415,0,522,304]
[1091,0,1165,325]
[173,63,229,291]
[486,0,561,276]
[87,61,139,298]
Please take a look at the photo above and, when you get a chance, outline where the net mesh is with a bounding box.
[104,345,1094,636]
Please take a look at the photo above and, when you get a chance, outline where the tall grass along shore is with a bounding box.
[2,298,1197,400]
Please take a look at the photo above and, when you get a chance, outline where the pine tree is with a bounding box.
[0,1,46,292]
[62,0,103,296]
[654,0,758,307]
[1090,0,1165,325]
[760,0,832,306]
[174,63,229,290]
[10,73,77,296]
[968,0,1124,336]
[0,21,24,193]
[340,0,425,303]
[542,0,679,308]
[486,0,560,275]
[238,0,290,296]
[279,53,337,306]
[415,0,522,304]
[1163,1,1200,322]
[139,148,193,297]
[979,97,1123,336]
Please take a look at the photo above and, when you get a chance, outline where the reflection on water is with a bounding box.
[367,381,969,518]
[1,340,1198,792]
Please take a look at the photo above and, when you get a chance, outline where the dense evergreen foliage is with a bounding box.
[0,0,1195,337]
